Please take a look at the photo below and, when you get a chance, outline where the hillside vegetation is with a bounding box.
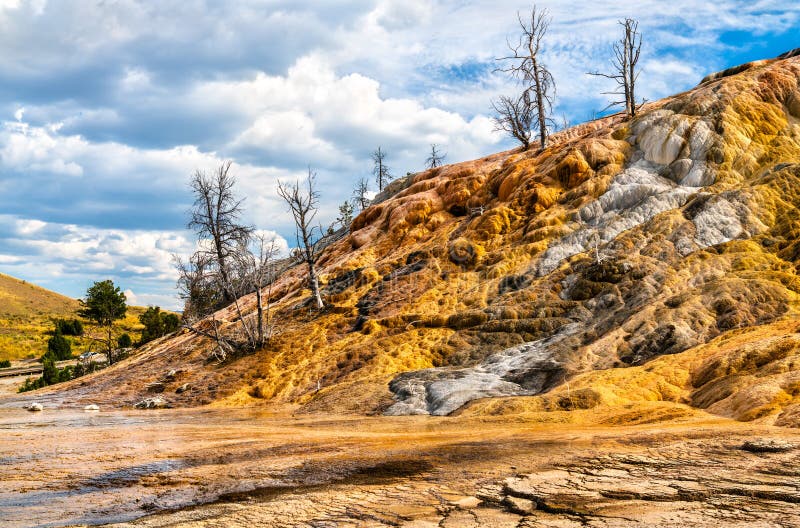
[42,51,800,428]
[0,273,81,361]
[0,272,147,362]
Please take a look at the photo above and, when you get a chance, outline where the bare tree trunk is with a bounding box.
[626,20,640,118]
[532,61,547,149]
[309,264,324,309]
[622,32,631,116]
[106,325,113,365]
[265,265,274,343]
[230,290,256,351]
[255,287,264,347]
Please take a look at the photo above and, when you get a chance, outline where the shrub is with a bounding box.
[18,358,75,392]
[117,333,132,348]
[0,359,10,368]
[41,356,59,385]
[163,313,180,334]
[139,307,180,345]
[73,361,101,378]
[47,329,72,361]
[18,376,45,392]
[57,365,74,382]
[55,318,84,336]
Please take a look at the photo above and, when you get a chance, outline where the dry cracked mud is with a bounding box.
[2,398,799,527]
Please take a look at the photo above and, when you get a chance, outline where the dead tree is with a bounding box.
[587,18,642,118]
[229,234,279,350]
[372,147,392,192]
[251,235,278,347]
[491,92,534,149]
[352,177,370,210]
[425,144,446,169]
[496,5,556,150]
[187,161,252,305]
[337,201,354,227]
[278,168,325,309]
[175,252,237,359]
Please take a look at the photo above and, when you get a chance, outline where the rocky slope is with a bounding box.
[40,50,800,428]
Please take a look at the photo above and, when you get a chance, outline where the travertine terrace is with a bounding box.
[30,50,800,430]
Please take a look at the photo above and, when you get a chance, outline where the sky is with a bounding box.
[0,0,797,309]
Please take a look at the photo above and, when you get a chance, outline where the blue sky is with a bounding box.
[0,0,797,309]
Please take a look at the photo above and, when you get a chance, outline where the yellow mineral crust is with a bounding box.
[43,54,800,426]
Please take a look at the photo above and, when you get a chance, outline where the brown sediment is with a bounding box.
[1,405,799,527]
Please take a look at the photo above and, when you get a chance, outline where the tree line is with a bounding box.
[19,283,180,392]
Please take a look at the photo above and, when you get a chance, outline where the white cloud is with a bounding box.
[0,213,291,309]
[0,120,84,176]
[123,288,139,306]
[0,0,798,305]
[15,218,46,235]
[371,0,433,31]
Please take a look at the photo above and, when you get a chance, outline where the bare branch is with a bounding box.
[352,177,370,210]
[187,161,253,305]
[491,93,533,149]
[425,144,446,169]
[587,18,643,118]
[277,167,325,309]
[494,4,555,150]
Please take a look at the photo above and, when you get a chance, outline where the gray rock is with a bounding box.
[26,402,43,412]
[146,381,165,393]
[386,326,576,416]
[503,495,535,515]
[134,397,168,409]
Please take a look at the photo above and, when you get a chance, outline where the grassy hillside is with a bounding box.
[0,273,81,361]
[0,272,148,362]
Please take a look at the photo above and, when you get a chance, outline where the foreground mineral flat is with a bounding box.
[1,403,798,528]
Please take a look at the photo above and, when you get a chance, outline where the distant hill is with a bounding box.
[0,273,81,361]
[0,273,147,362]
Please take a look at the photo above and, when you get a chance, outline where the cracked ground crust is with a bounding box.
[4,408,797,528]
[108,431,800,528]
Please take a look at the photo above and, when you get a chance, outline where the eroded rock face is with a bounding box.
[385,105,755,415]
[383,58,800,418]
[537,110,721,277]
[386,326,576,415]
